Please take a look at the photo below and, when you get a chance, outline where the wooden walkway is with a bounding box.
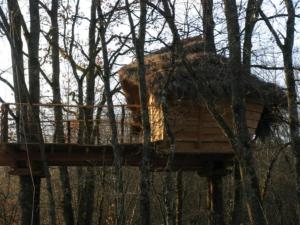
[0,143,233,174]
[0,103,234,176]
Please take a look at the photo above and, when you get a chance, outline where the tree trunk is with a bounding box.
[162,96,176,225]
[242,0,263,76]
[207,176,225,225]
[223,0,266,224]
[125,1,152,224]
[164,169,175,225]
[27,1,57,224]
[97,2,125,224]
[201,0,216,53]
[280,1,300,222]
[137,2,152,224]
[19,176,41,225]
[59,167,74,225]
[79,1,98,224]
[7,1,42,224]
[80,167,96,225]
[284,54,300,225]
[230,1,262,224]
[231,161,244,225]
[49,1,75,224]
[75,81,85,225]
[176,171,183,225]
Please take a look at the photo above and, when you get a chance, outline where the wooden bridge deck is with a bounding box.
[0,143,233,173]
[0,103,234,176]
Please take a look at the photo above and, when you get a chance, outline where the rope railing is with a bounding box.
[0,103,144,145]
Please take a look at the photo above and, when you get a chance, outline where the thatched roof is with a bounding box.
[119,36,286,138]
[119,36,284,106]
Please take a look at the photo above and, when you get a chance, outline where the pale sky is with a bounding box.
[0,37,14,102]
[0,0,299,105]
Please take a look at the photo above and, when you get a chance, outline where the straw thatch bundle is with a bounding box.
[119,36,286,138]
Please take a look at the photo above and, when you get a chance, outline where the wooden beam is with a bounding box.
[0,143,234,175]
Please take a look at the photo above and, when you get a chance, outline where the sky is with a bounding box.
[0,0,299,105]
[0,38,13,102]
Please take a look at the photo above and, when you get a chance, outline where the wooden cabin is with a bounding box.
[119,36,285,154]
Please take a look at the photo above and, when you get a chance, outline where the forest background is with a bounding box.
[0,0,300,225]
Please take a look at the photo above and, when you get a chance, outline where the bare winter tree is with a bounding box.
[40,0,75,224]
[0,1,57,224]
[0,1,299,225]
[58,1,97,223]
[125,1,152,225]
[1,1,41,224]
[260,0,300,223]
[97,1,126,224]
[222,0,267,224]
[146,1,269,224]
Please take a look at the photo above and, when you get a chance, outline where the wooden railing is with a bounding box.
[0,103,142,145]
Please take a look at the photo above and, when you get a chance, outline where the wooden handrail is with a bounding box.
[0,102,146,145]
[1,103,142,108]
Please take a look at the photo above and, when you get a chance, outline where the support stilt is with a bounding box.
[207,175,225,225]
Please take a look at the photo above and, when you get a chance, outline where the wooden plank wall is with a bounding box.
[149,95,164,142]
[150,100,264,154]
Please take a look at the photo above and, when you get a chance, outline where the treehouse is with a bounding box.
[0,37,285,176]
[119,36,285,155]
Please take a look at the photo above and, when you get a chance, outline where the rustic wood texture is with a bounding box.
[149,95,164,142]
[0,102,262,175]
[0,143,233,175]
[149,100,263,153]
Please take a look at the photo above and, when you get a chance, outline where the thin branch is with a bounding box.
[0,76,14,92]
[69,0,80,56]
[0,6,10,32]
[39,68,53,87]
[251,64,300,71]
[256,13,300,21]
[146,1,166,18]
[0,6,12,43]
[13,0,30,40]
[38,1,52,16]
[0,97,17,120]
[259,9,284,49]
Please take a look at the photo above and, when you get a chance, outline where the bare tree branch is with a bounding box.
[251,64,300,71]
[259,9,284,49]
[0,76,14,92]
